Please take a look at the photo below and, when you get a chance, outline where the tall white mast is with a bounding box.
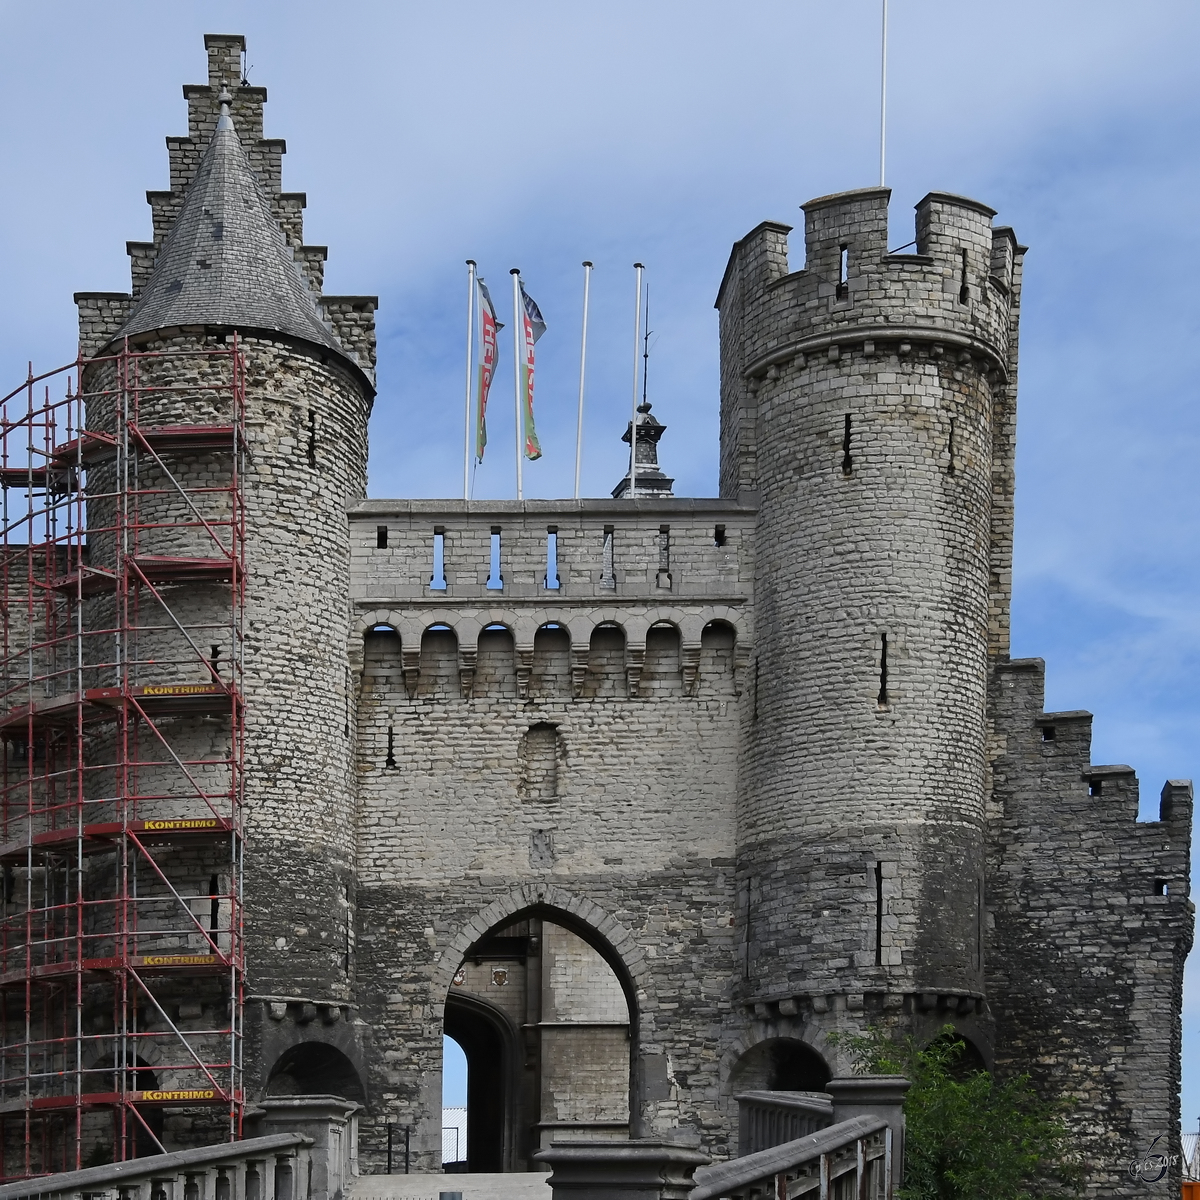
[574,261,593,501]
[462,260,476,501]
[510,268,523,501]
[879,0,889,188]
[629,263,644,498]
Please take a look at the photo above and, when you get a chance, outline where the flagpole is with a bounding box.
[511,268,523,502]
[879,0,888,188]
[574,261,593,501]
[629,263,644,498]
[463,260,477,501]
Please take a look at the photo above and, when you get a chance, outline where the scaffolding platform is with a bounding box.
[0,344,247,1178]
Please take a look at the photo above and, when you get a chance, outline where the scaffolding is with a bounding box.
[0,342,246,1178]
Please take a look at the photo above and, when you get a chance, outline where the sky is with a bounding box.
[1,0,1197,1144]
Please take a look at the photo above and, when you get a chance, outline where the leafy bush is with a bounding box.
[828,1025,1080,1200]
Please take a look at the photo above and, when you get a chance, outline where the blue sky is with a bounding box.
[1,0,1196,1142]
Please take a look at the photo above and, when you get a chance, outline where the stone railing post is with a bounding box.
[825,1076,910,1196]
[248,1095,362,1200]
[534,1139,711,1200]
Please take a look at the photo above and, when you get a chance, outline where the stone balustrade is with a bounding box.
[0,1135,310,1200]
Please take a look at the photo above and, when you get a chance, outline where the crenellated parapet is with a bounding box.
[719,188,1021,387]
[987,657,1193,1196]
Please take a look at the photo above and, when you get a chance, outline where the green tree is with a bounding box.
[828,1025,1080,1200]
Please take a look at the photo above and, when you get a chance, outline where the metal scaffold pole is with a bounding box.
[0,344,247,1178]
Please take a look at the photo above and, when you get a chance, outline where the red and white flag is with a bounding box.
[518,283,546,460]
[474,279,503,461]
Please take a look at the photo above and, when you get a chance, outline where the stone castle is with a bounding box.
[0,33,1191,1198]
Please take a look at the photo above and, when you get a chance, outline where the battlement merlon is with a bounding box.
[74,292,133,359]
[204,33,245,91]
[989,657,1193,890]
[716,187,1025,382]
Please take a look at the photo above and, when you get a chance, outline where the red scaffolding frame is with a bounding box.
[0,342,246,1177]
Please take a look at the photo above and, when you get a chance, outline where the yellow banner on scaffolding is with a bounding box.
[140,818,223,832]
[135,1089,219,1103]
[136,954,219,968]
[137,683,223,697]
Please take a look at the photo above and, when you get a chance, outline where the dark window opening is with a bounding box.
[601,526,616,590]
[1089,778,1103,796]
[306,409,317,469]
[947,417,956,476]
[487,527,503,590]
[657,525,671,588]
[385,725,397,768]
[1042,726,1056,741]
[1155,879,1169,896]
[836,244,849,299]
[959,248,970,304]
[714,524,726,547]
[430,528,447,590]
[874,862,884,966]
[377,525,388,549]
[841,414,853,476]
[545,528,560,590]
[208,875,220,932]
[877,633,889,707]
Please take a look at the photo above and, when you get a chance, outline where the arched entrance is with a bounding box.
[729,1038,832,1093]
[443,992,517,1171]
[266,1042,366,1103]
[442,908,635,1172]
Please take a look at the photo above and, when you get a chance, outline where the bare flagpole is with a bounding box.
[629,263,644,498]
[463,260,477,501]
[573,261,593,501]
[510,268,523,501]
[879,0,889,187]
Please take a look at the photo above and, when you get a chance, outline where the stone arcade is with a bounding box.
[0,33,1191,1200]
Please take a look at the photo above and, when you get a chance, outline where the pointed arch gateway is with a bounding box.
[439,893,642,1173]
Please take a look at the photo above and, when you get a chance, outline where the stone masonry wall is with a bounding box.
[74,329,375,1108]
[987,658,1193,1198]
[347,500,753,1170]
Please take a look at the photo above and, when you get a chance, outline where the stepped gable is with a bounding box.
[114,90,349,363]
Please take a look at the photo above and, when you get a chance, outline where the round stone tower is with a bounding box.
[75,53,377,1122]
[716,187,1023,1037]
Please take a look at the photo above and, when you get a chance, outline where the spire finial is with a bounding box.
[216,85,234,133]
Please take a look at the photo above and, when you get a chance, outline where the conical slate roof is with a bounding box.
[116,95,347,360]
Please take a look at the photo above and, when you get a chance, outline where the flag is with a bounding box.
[475,279,503,461]
[519,283,546,460]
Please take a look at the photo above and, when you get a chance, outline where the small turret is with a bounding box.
[612,401,674,499]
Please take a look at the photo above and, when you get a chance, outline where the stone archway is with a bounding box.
[437,891,644,1172]
[266,1041,366,1104]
